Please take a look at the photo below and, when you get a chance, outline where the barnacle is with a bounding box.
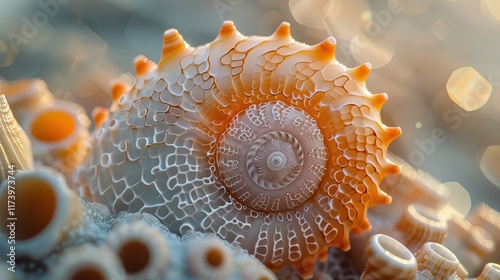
[0,167,82,258]
[78,21,401,277]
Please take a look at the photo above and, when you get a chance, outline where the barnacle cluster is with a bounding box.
[0,21,499,280]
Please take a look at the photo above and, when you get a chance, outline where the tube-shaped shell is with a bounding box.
[0,94,33,181]
[415,242,460,280]
[360,234,417,280]
[476,263,500,280]
[0,78,54,124]
[186,234,234,280]
[0,167,82,258]
[468,204,500,266]
[50,245,124,280]
[80,21,401,276]
[105,221,170,280]
[394,204,448,252]
[22,100,90,181]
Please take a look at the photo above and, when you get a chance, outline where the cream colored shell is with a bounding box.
[79,21,401,277]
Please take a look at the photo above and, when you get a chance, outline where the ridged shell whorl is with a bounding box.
[80,21,401,277]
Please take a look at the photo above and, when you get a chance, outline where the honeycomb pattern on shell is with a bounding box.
[77,21,401,277]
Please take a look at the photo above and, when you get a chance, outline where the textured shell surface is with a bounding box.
[79,21,401,276]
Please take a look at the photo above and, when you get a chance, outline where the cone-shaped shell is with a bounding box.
[0,167,81,258]
[79,21,401,275]
[105,221,170,279]
[0,94,33,181]
[360,234,417,280]
[415,242,459,280]
[50,245,124,280]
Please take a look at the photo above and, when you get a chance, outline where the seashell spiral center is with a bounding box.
[216,101,327,212]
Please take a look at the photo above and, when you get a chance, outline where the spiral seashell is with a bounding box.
[476,263,500,280]
[80,21,401,276]
[50,245,124,280]
[415,242,460,280]
[0,94,33,181]
[0,167,82,258]
[22,99,90,182]
[0,78,54,124]
[105,221,170,279]
[360,234,417,280]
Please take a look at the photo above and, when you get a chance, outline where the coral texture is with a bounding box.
[77,21,401,277]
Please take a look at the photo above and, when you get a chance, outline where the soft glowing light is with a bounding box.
[398,0,434,15]
[446,67,492,112]
[481,0,500,24]
[416,122,422,129]
[432,18,449,40]
[289,0,333,29]
[480,145,500,189]
[322,0,371,41]
[442,181,471,216]
[350,34,395,69]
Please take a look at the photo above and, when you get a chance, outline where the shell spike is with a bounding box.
[371,93,388,110]
[134,55,156,76]
[272,22,291,39]
[111,80,131,102]
[311,37,336,59]
[351,63,372,82]
[217,20,238,39]
[383,126,402,145]
[384,161,401,176]
[160,28,188,64]
[92,106,109,128]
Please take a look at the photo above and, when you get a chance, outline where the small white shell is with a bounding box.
[186,234,234,280]
[22,100,90,182]
[0,78,54,124]
[415,242,459,280]
[394,204,448,252]
[0,167,82,258]
[0,94,33,181]
[105,221,170,279]
[50,245,124,280]
[476,263,500,280]
[360,234,417,280]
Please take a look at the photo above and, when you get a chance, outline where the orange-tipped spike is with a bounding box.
[217,20,237,39]
[111,80,130,102]
[312,37,336,60]
[383,126,402,144]
[351,63,371,82]
[371,93,388,110]
[384,161,402,176]
[273,22,291,38]
[160,28,188,63]
[92,106,109,128]
[134,55,155,76]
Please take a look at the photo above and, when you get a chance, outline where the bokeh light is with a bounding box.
[481,0,500,24]
[442,181,472,216]
[480,145,500,189]
[446,67,492,112]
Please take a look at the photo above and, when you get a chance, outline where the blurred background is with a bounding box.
[0,0,499,213]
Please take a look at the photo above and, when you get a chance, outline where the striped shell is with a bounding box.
[78,21,401,277]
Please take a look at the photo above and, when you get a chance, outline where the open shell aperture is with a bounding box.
[78,21,401,277]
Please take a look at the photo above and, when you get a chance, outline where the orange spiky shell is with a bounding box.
[78,21,401,278]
